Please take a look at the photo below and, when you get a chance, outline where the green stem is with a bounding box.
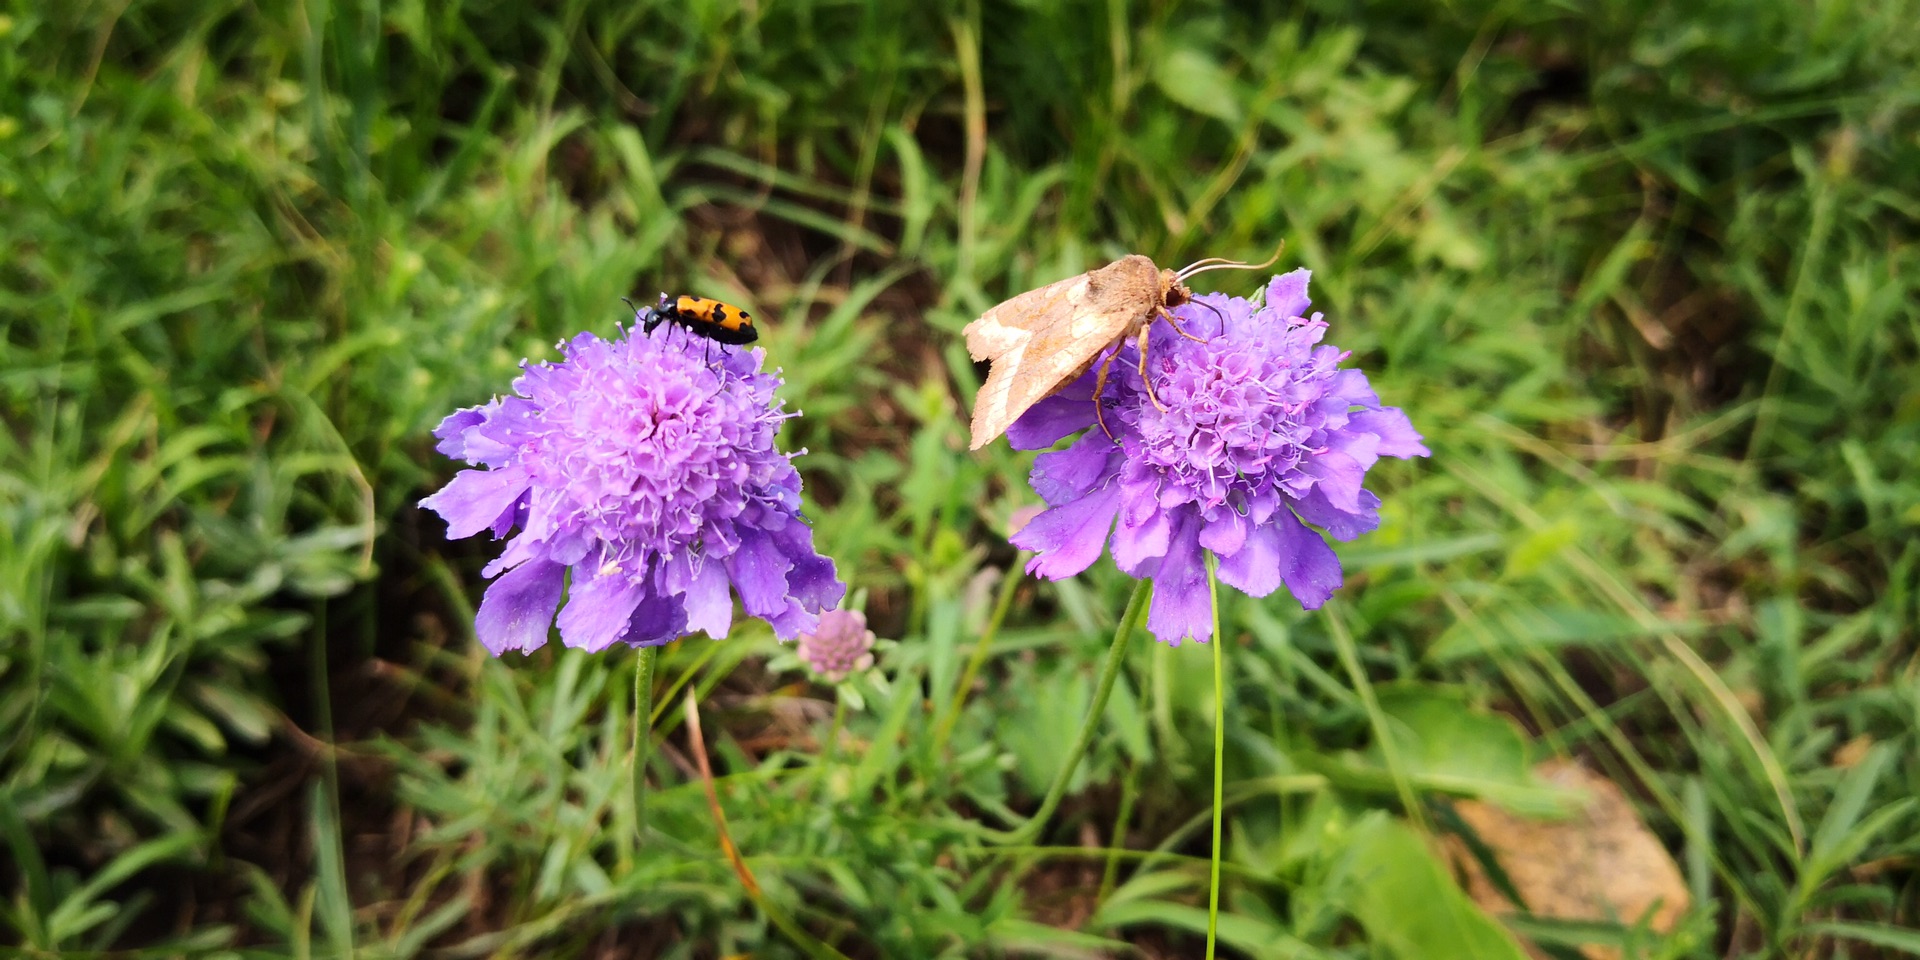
[1204,553,1225,960]
[957,577,1151,845]
[933,552,1028,755]
[1098,763,1139,903]
[797,695,848,806]
[750,886,854,960]
[1326,603,1425,831]
[632,645,659,841]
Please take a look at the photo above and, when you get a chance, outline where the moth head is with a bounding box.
[1158,269,1193,310]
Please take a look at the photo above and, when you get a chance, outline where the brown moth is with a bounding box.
[963,248,1281,450]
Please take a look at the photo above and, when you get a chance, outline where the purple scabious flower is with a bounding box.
[419,322,844,656]
[796,609,877,683]
[1006,270,1429,645]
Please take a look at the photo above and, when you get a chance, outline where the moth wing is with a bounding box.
[965,260,1155,450]
[962,274,1084,361]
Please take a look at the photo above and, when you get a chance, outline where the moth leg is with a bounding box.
[1136,325,1167,413]
[1160,305,1210,344]
[1091,348,1120,442]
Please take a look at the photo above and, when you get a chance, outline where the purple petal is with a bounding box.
[1013,482,1123,581]
[1329,429,1384,473]
[1215,516,1283,598]
[432,406,488,459]
[1276,509,1342,609]
[725,527,795,621]
[1291,486,1381,542]
[557,568,648,653]
[1030,430,1121,504]
[420,465,531,539]
[1300,449,1366,513]
[474,559,565,655]
[1007,373,1098,450]
[1174,293,1250,340]
[489,495,528,538]
[1144,513,1211,646]
[1325,368,1381,408]
[762,598,821,641]
[624,589,689,648]
[1264,269,1312,320]
[783,542,845,616]
[1351,408,1431,458]
[676,556,734,641]
[1111,489,1172,574]
[1006,400,1098,450]
[1197,506,1251,557]
[479,529,541,579]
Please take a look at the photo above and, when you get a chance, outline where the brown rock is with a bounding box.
[1442,759,1690,960]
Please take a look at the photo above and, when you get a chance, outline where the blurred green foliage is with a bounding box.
[2,0,1916,956]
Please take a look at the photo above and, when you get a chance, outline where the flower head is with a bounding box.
[1005,269,1429,645]
[420,321,844,656]
[795,609,877,683]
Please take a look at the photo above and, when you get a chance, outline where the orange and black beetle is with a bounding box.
[637,293,759,346]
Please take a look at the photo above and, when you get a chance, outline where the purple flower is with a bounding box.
[795,609,877,683]
[419,322,844,656]
[1006,270,1429,645]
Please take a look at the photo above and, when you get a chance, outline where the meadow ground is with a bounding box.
[3,1,1918,957]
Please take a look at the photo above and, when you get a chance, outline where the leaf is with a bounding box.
[1427,605,1697,663]
[1334,814,1530,960]
[1804,921,1920,955]
[1154,46,1242,124]
[985,916,1130,959]
[1097,898,1320,959]
[1327,684,1570,815]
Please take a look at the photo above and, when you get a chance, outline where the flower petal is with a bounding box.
[1031,430,1120,504]
[1276,509,1342,609]
[420,465,531,539]
[677,556,735,641]
[1215,515,1284,598]
[1007,373,1098,450]
[1263,269,1312,320]
[725,527,796,621]
[1144,512,1211,646]
[1197,505,1251,557]
[557,568,648,653]
[624,589,689,648]
[432,406,488,459]
[1291,486,1381,542]
[1351,408,1431,458]
[1013,482,1123,581]
[1111,488,1173,574]
[474,559,565,655]
[1300,448,1366,513]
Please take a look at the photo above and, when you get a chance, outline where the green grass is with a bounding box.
[3,0,1917,956]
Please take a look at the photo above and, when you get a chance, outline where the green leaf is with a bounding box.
[1334,815,1530,960]
[1803,921,1920,955]
[1324,685,1570,815]
[1155,46,1242,124]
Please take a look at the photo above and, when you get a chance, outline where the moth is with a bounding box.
[963,248,1280,450]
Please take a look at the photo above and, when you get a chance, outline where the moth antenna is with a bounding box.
[1174,240,1286,282]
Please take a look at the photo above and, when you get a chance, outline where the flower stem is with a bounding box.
[632,645,659,842]
[685,690,852,960]
[1204,553,1225,960]
[956,577,1150,844]
[933,552,1028,756]
[798,694,848,805]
